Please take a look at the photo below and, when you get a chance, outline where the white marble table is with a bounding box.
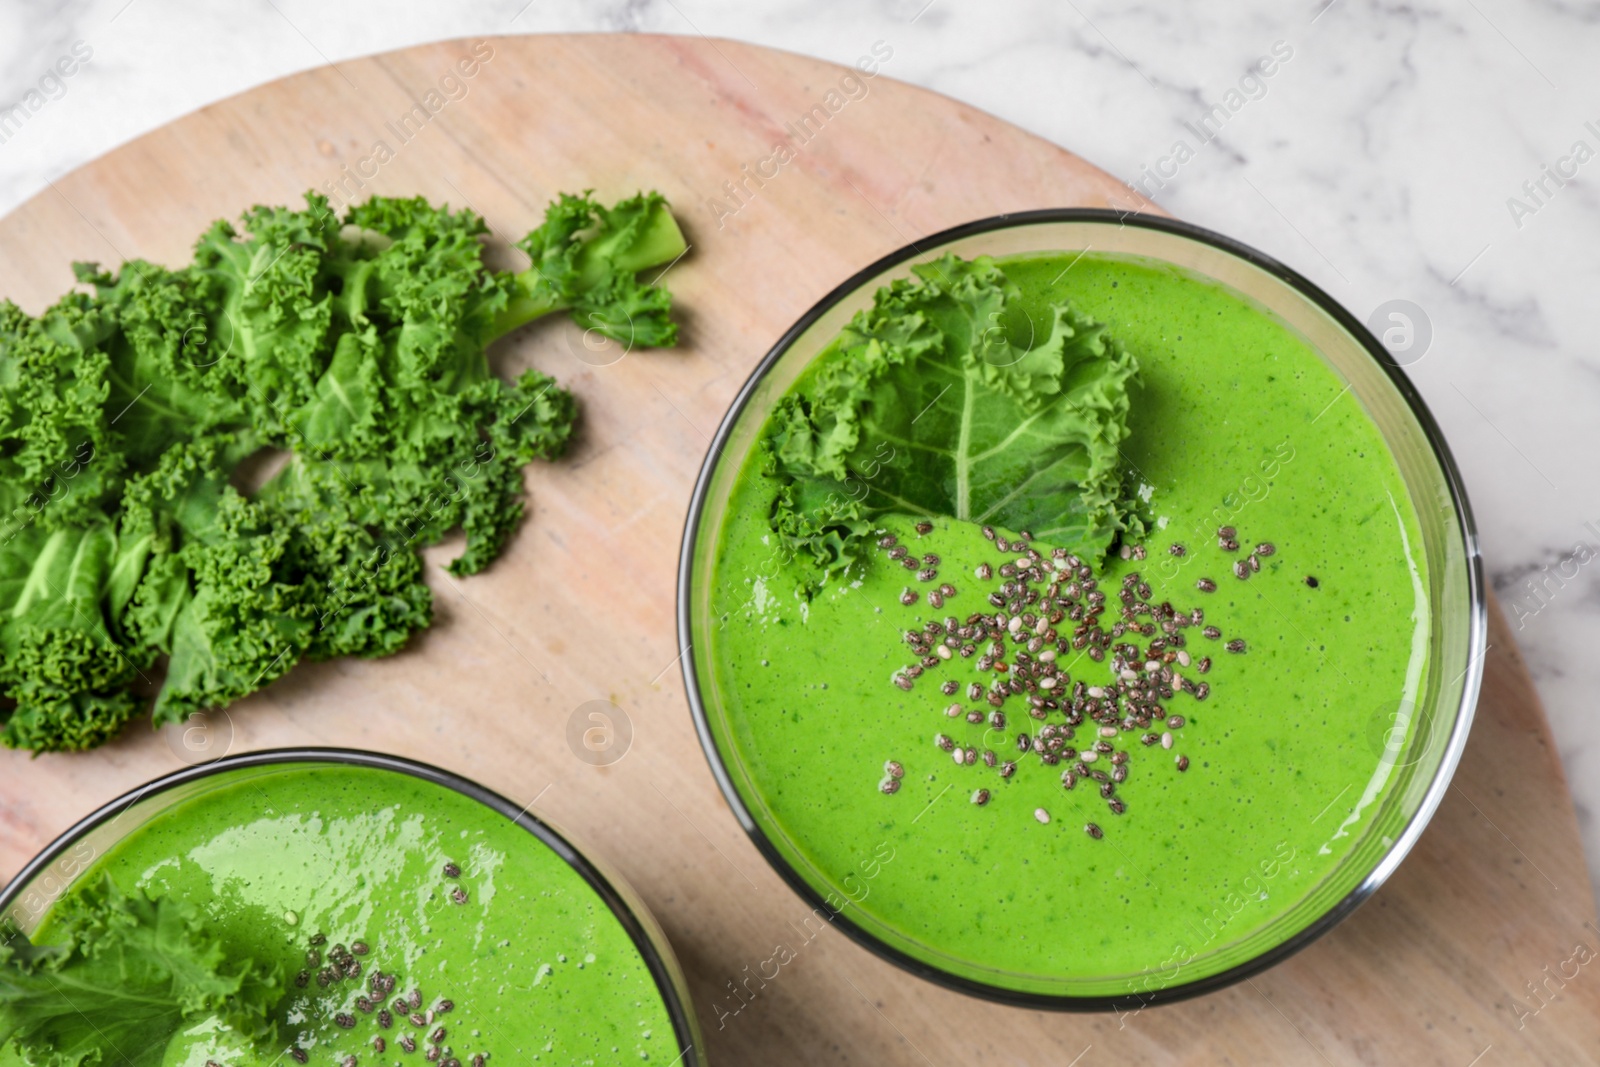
[3,0,1596,900]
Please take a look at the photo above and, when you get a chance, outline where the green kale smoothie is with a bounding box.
[1,764,682,1065]
[696,251,1431,996]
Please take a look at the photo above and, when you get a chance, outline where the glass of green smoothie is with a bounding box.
[0,749,703,1064]
[678,210,1485,1009]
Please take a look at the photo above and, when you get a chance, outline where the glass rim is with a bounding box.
[0,746,704,1062]
[675,206,1488,1011]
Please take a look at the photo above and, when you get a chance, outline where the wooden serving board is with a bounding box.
[1,34,1596,1066]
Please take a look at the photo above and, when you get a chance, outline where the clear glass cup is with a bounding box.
[677,210,1485,1008]
[0,748,704,1060]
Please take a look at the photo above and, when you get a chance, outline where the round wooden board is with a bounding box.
[1,34,1596,1066]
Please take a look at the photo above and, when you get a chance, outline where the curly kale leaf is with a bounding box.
[0,190,682,752]
[0,519,150,751]
[0,877,284,1066]
[503,190,685,347]
[0,301,124,533]
[765,254,1139,584]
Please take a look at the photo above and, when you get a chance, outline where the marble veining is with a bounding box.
[1,0,1597,897]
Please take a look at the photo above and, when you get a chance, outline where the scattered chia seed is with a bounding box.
[876,522,1284,831]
